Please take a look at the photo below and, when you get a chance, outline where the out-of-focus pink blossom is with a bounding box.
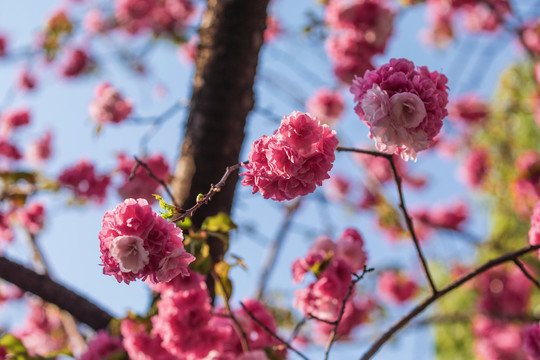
[241,111,338,201]
[116,152,170,204]
[18,68,37,91]
[26,131,53,164]
[306,88,344,126]
[463,0,511,33]
[377,270,418,304]
[238,350,269,360]
[80,330,124,360]
[17,202,45,234]
[323,174,350,202]
[99,198,194,284]
[448,94,489,126]
[0,140,22,160]
[84,9,108,34]
[115,0,155,34]
[0,108,31,137]
[535,62,540,86]
[179,36,198,63]
[529,201,540,258]
[354,151,426,188]
[264,15,283,43]
[413,200,468,232]
[89,83,132,125]
[0,211,13,244]
[473,315,526,360]
[121,318,175,360]
[60,48,90,78]
[522,20,540,55]
[524,323,540,360]
[0,35,6,58]
[460,147,489,188]
[58,160,110,203]
[336,228,367,272]
[476,266,532,317]
[351,58,449,161]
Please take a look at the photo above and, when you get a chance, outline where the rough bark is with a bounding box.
[0,256,113,330]
[171,0,270,296]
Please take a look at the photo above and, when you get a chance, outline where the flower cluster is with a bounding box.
[241,111,338,201]
[412,200,468,232]
[376,270,418,304]
[114,0,195,37]
[16,202,45,235]
[119,271,282,359]
[306,88,344,126]
[116,152,170,204]
[80,330,124,360]
[448,94,489,126]
[351,58,449,161]
[325,0,395,84]
[424,0,511,46]
[293,229,371,340]
[99,198,194,284]
[89,83,132,125]
[58,159,111,204]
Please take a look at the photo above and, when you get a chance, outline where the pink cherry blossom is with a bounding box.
[26,131,53,164]
[116,152,170,204]
[524,323,540,360]
[473,315,526,360]
[351,58,449,161]
[306,88,344,126]
[179,36,198,63]
[99,198,194,284]
[377,270,418,304]
[264,15,283,43]
[448,94,489,126]
[0,35,6,57]
[58,159,110,204]
[241,111,338,201]
[463,0,511,33]
[60,48,89,78]
[18,68,37,91]
[17,202,45,234]
[529,201,540,257]
[80,330,124,360]
[238,350,269,360]
[459,147,489,188]
[523,20,540,55]
[336,228,367,272]
[89,83,133,125]
[413,200,468,232]
[0,140,22,160]
[0,211,13,243]
[121,318,175,360]
[323,174,350,202]
[0,108,31,137]
[84,9,108,34]
[115,0,155,34]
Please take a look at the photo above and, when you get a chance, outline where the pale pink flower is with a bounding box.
[80,330,124,360]
[115,0,155,34]
[0,211,13,243]
[89,83,132,125]
[473,315,526,360]
[524,323,540,360]
[264,16,283,43]
[306,88,344,126]
[325,31,375,84]
[336,228,367,272]
[26,131,53,164]
[84,9,107,34]
[523,20,540,55]
[460,147,489,188]
[99,198,194,284]
[179,36,198,63]
[323,174,350,202]
[58,159,110,203]
[463,0,511,33]
[377,270,418,304]
[535,62,540,86]
[238,350,269,360]
[18,68,37,91]
[241,111,338,201]
[17,202,45,234]
[351,58,449,161]
[1,108,31,137]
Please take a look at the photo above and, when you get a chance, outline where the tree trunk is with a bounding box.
[171,0,269,300]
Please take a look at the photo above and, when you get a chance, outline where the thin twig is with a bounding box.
[358,243,540,360]
[239,301,310,360]
[337,146,437,294]
[513,258,540,291]
[288,317,307,344]
[210,269,250,353]
[133,156,178,207]
[256,198,302,300]
[171,162,245,223]
[324,267,373,360]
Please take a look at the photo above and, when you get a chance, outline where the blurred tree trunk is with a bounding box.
[171,0,270,300]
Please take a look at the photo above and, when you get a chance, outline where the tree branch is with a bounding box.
[0,256,113,331]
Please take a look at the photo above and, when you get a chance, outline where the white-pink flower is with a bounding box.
[109,235,149,273]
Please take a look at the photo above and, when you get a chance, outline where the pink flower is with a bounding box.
[1,108,31,137]
[524,323,540,360]
[306,88,344,126]
[264,16,283,43]
[323,174,350,202]
[18,68,37,91]
[0,35,6,58]
[58,160,110,203]
[463,0,511,33]
[89,83,132,125]
[325,31,375,84]
[26,131,53,164]
[121,319,175,360]
[116,152,170,204]
[115,0,155,34]
[460,147,489,188]
[448,94,488,126]
[241,111,338,201]
[377,270,418,304]
[473,315,526,360]
[0,140,22,160]
[17,202,45,234]
[529,201,540,256]
[80,330,124,360]
[99,198,194,284]
[238,350,269,360]
[523,20,540,55]
[351,58,449,161]
[0,211,13,243]
[413,200,468,231]
[84,9,107,34]
[179,36,198,63]
[336,228,367,272]
[60,48,89,78]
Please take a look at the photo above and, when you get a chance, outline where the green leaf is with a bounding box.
[0,334,28,356]
[214,262,233,300]
[153,194,177,220]
[201,212,237,233]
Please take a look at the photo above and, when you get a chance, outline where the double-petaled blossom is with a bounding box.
[89,83,132,125]
[241,111,338,201]
[351,58,449,161]
[99,198,194,284]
